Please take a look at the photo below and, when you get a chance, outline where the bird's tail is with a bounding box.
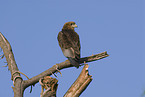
[68,57,80,68]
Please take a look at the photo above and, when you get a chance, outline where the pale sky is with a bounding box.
[0,0,144,97]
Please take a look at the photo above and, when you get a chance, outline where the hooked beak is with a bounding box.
[72,24,78,28]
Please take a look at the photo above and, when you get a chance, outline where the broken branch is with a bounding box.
[64,64,92,97]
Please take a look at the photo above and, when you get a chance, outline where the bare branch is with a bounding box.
[0,32,19,79]
[0,32,109,97]
[0,32,23,97]
[80,51,109,63]
[23,51,109,90]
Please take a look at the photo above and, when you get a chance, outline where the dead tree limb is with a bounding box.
[0,32,109,96]
[23,51,109,90]
[0,32,23,97]
[64,64,92,97]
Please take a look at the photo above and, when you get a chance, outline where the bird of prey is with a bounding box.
[57,21,81,68]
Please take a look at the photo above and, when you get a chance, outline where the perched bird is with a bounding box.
[57,21,81,68]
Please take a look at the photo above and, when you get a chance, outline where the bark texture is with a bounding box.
[64,64,92,97]
[0,32,23,97]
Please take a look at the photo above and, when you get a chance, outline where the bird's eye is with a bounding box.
[71,23,75,25]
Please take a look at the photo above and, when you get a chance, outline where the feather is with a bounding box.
[57,21,81,68]
[68,57,80,68]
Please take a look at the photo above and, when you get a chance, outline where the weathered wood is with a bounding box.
[39,76,58,97]
[0,32,109,97]
[64,64,92,97]
[23,51,109,89]
[0,32,23,97]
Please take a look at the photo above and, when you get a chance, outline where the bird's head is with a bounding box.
[62,21,78,30]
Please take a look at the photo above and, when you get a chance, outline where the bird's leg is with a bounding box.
[54,64,62,76]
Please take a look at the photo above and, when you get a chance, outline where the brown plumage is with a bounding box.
[57,21,81,68]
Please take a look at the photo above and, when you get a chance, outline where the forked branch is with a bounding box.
[0,32,109,97]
